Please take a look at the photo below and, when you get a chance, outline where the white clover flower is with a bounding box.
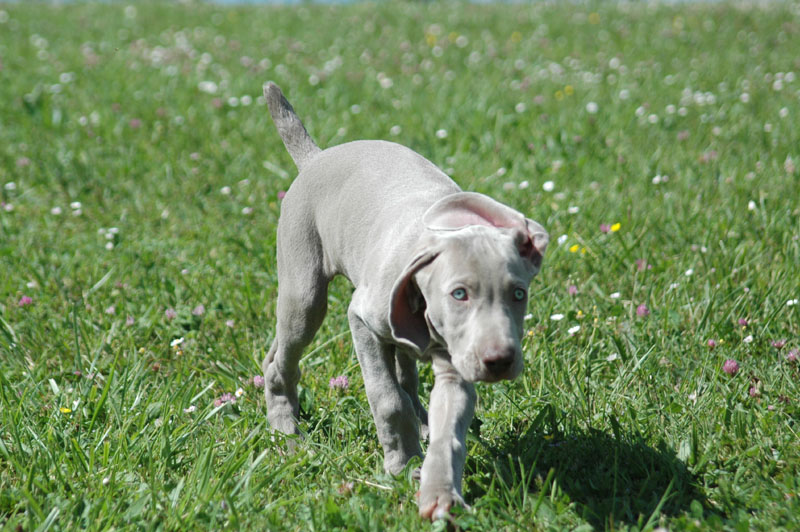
[743,335,754,344]
[685,269,694,276]
[542,180,555,192]
[524,313,533,321]
[610,292,621,299]
[220,186,231,195]
[550,314,564,321]
[198,81,218,94]
[586,101,598,114]
[568,325,581,335]
[389,125,401,136]
[557,234,568,245]
[435,129,448,139]
[748,200,757,211]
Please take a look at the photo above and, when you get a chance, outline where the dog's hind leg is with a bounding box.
[263,230,329,437]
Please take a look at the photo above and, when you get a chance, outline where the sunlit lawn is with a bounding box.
[1,1,799,530]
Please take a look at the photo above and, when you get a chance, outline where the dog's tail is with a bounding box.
[264,82,321,172]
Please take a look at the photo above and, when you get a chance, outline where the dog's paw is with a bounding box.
[416,485,467,520]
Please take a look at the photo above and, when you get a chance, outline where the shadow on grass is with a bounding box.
[470,415,708,529]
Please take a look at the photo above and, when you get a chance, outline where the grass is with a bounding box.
[1,0,799,530]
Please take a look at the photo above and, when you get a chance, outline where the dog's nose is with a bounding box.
[482,347,516,376]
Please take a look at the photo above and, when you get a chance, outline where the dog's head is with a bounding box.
[389,192,548,382]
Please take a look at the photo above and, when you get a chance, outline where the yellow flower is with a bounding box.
[577,310,584,318]
[555,90,564,101]
[544,434,554,440]
[564,85,574,96]
[569,244,580,253]
[588,12,600,25]
[60,407,72,414]
[425,33,437,47]
[611,223,621,232]
[581,247,587,254]
[511,31,522,43]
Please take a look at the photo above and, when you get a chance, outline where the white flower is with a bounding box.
[220,186,231,195]
[198,81,218,94]
[743,335,754,344]
[748,200,757,211]
[586,101,598,114]
[102,477,110,486]
[606,353,619,362]
[183,405,197,414]
[779,107,789,118]
[235,388,244,398]
[389,125,401,136]
[518,181,529,190]
[567,325,581,335]
[542,180,555,192]
[70,201,81,210]
[740,92,750,103]
[670,283,679,289]
[567,206,579,214]
[550,313,564,321]
[4,182,15,191]
[435,129,448,139]
[609,292,621,299]
[104,242,113,250]
[647,114,659,124]
[557,234,568,245]
[515,102,526,113]
[787,299,799,306]
[685,269,694,276]
[50,206,62,215]
[170,337,185,347]
[524,313,533,321]
[242,206,253,215]
[240,95,252,106]
[619,89,630,100]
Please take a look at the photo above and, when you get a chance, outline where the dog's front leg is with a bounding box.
[418,354,476,520]
[348,306,424,475]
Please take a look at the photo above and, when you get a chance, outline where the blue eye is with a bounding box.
[513,288,526,301]
[451,288,468,301]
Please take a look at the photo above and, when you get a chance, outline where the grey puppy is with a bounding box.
[262,82,548,520]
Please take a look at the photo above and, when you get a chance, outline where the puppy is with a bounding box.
[262,82,548,519]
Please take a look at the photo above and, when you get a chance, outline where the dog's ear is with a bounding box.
[423,192,549,269]
[389,251,438,354]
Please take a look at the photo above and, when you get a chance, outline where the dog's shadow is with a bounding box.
[468,415,708,528]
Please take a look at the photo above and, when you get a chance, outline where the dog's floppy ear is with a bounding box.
[423,192,549,269]
[389,251,438,354]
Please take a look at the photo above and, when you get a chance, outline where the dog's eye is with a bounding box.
[513,288,526,301]
[451,288,468,301]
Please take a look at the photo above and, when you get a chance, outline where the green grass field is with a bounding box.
[2,1,799,530]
